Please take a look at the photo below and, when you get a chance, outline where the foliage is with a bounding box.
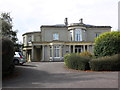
[1,37,15,76]
[14,43,23,52]
[64,53,90,71]
[64,53,71,66]
[80,51,92,58]
[94,31,120,57]
[0,12,18,43]
[89,54,120,71]
[0,12,22,52]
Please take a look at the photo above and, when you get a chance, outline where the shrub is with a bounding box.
[77,56,90,70]
[64,53,71,66]
[94,31,120,57]
[64,53,90,70]
[89,54,120,71]
[80,51,92,58]
[1,38,15,76]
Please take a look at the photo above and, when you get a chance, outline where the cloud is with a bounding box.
[0,0,119,42]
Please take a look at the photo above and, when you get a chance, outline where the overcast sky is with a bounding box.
[0,0,119,43]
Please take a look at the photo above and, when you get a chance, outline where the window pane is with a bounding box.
[28,36,32,42]
[75,29,81,41]
[96,33,100,37]
[70,32,72,41]
[57,49,59,57]
[50,47,52,57]
[54,46,60,57]
[53,33,59,40]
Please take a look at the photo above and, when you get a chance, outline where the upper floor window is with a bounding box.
[23,37,25,43]
[95,32,101,37]
[28,36,32,43]
[75,29,82,41]
[70,32,72,41]
[53,33,59,40]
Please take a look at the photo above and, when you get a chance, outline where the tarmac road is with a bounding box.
[2,62,118,88]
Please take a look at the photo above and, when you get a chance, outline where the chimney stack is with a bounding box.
[79,18,83,24]
[64,18,68,26]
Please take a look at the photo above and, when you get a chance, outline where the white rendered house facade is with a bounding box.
[22,18,111,62]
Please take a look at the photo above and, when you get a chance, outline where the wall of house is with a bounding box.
[41,27,68,42]
[86,28,111,42]
[44,46,50,61]
[41,45,69,61]
[35,48,41,61]
[23,32,41,47]
[23,35,28,46]
[34,33,41,42]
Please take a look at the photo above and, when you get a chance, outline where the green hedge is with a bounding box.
[79,51,93,58]
[89,54,120,71]
[94,31,120,57]
[64,53,90,71]
[2,38,15,76]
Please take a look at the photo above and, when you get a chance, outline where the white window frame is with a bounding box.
[53,33,59,40]
[54,46,60,58]
[28,35,32,43]
[95,32,101,37]
[75,29,82,41]
[70,31,72,41]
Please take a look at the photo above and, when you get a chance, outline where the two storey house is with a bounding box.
[22,18,111,62]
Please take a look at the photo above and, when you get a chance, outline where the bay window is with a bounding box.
[75,29,82,41]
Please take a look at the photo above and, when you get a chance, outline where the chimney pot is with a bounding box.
[79,18,83,24]
[64,18,68,26]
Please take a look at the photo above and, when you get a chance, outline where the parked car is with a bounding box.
[13,52,26,65]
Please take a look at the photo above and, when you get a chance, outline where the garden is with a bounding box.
[64,31,120,71]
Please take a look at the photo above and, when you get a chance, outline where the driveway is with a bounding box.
[3,62,118,88]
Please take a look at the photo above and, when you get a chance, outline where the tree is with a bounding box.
[0,12,18,43]
[94,31,120,57]
[0,12,23,51]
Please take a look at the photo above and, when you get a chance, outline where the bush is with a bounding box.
[64,53,71,66]
[77,56,90,70]
[94,31,120,57]
[1,38,15,76]
[89,54,120,71]
[64,53,90,70]
[80,51,92,58]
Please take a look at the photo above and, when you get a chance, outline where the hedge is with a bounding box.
[94,31,120,57]
[64,53,90,71]
[89,54,120,71]
[2,38,15,76]
[79,51,93,58]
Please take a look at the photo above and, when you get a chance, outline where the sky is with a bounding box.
[0,0,119,43]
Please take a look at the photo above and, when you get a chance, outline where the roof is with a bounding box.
[85,24,112,28]
[41,23,111,28]
[68,23,112,28]
[22,31,41,36]
[41,24,67,28]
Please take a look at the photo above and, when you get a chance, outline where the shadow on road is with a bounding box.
[18,64,37,67]
[2,63,118,88]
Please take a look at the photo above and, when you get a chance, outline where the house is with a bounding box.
[22,18,111,62]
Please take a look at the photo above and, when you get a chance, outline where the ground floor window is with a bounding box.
[50,46,60,57]
[50,47,52,57]
[54,46,60,57]
[75,47,81,53]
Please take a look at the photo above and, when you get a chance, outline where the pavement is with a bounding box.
[2,62,118,88]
